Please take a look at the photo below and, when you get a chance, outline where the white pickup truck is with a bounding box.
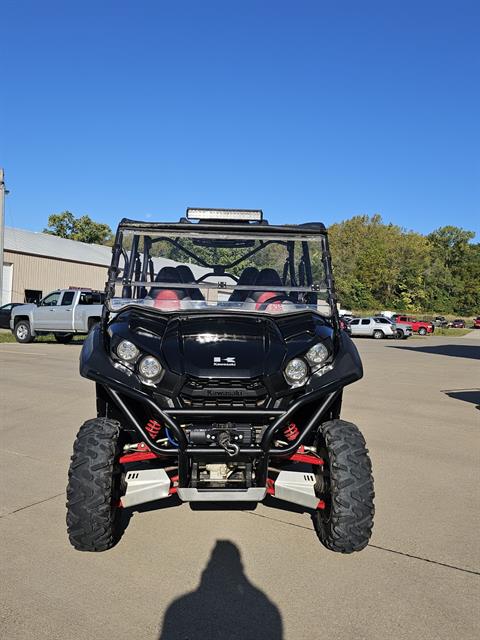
[10,288,104,343]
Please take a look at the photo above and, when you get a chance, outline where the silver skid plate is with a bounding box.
[274,471,320,509]
[177,487,267,502]
[122,468,171,508]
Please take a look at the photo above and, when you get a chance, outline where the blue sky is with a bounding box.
[1,0,479,238]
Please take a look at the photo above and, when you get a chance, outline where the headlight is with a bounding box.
[284,358,308,385]
[116,340,140,362]
[138,355,162,380]
[305,342,329,366]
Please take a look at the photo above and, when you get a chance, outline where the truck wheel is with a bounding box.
[14,320,34,343]
[55,333,74,344]
[395,329,404,339]
[418,327,427,335]
[313,419,374,553]
[66,418,124,552]
[373,329,384,339]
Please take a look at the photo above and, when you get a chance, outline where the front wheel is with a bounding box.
[14,320,35,343]
[373,329,384,339]
[418,327,427,336]
[396,329,404,339]
[66,418,124,551]
[313,419,375,553]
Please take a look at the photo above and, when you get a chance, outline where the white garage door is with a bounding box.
[2,262,13,305]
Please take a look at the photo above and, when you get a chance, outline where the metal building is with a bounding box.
[2,226,211,305]
[3,227,112,304]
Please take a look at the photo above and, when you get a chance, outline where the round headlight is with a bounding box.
[138,356,162,380]
[116,340,139,362]
[284,358,308,385]
[306,342,329,366]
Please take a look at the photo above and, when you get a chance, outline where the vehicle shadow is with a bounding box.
[387,344,480,360]
[116,493,311,549]
[441,388,480,410]
[32,339,85,346]
[157,540,283,640]
[116,494,183,543]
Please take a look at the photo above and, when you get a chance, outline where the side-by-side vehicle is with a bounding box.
[66,208,374,553]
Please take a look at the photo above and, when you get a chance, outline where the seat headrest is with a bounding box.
[155,267,181,283]
[176,265,196,283]
[255,268,283,287]
[237,266,259,284]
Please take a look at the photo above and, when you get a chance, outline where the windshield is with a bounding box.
[107,225,332,317]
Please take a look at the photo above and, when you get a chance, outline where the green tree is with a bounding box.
[44,211,113,244]
[426,226,478,313]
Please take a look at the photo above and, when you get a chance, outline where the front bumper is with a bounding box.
[80,326,362,460]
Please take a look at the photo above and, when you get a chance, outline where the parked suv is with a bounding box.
[0,303,23,329]
[392,315,434,335]
[348,316,397,339]
[375,316,412,339]
[432,316,449,328]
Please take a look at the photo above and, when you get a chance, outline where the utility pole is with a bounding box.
[0,169,6,305]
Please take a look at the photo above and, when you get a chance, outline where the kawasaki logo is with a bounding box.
[213,356,236,367]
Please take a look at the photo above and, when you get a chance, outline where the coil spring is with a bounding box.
[145,419,162,439]
[283,422,299,441]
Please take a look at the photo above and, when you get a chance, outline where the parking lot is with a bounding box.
[0,335,479,640]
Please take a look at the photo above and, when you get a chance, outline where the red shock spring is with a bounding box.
[283,422,299,441]
[145,419,162,439]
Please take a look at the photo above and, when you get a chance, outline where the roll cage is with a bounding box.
[103,216,340,330]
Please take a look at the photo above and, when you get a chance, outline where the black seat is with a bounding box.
[175,265,204,301]
[150,266,187,299]
[229,267,260,302]
[249,268,286,307]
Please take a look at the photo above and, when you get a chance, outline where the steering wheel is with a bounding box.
[257,294,290,310]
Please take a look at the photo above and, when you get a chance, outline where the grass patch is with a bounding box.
[0,331,85,344]
[432,327,472,337]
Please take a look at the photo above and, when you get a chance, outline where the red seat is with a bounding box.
[255,291,284,312]
[153,289,181,310]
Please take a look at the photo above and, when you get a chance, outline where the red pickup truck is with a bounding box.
[392,315,434,335]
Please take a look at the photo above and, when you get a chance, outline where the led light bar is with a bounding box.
[186,208,263,221]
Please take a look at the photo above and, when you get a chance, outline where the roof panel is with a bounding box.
[5,227,113,266]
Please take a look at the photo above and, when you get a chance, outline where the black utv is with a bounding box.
[66,208,374,553]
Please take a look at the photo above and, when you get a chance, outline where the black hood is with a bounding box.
[161,316,287,379]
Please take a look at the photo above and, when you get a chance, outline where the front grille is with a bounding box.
[179,376,268,408]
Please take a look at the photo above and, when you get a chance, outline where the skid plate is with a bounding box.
[122,468,171,508]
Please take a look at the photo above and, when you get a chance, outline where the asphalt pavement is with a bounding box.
[0,335,479,640]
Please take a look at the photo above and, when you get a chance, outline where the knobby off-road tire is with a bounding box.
[66,418,124,552]
[313,419,374,553]
[14,320,34,343]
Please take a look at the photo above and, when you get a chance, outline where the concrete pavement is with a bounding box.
[0,336,479,639]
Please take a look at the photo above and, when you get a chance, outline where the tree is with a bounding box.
[426,226,478,313]
[44,211,113,244]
